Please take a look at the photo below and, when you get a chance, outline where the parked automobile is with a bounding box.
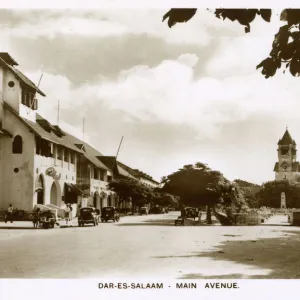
[185,207,197,219]
[39,210,57,229]
[140,207,148,215]
[78,207,98,227]
[101,206,120,223]
[149,206,164,214]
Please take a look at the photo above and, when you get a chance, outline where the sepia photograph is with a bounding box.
[1,3,300,284]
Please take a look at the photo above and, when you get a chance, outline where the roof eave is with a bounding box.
[0,57,46,97]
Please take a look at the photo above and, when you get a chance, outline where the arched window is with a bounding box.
[12,135,23,154]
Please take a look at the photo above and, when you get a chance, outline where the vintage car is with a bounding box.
[101,206,120,223]
[139,207,148,215]
[185,207,197,219]
[149,206,164,214]
[78,207,98,227]
[39,210,57,229]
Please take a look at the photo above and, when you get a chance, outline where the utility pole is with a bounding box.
[112,136,124,176]
[57,100,60,126]
[116,136,124,160]
[82,117,85,144]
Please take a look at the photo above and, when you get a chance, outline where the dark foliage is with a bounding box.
[162,8,300,78]
[233,179,260,208]
[108,178,150,207]
[161,162,232,208]
[108,177,178,208]
[259,180,300,208]
[162,8,197,28]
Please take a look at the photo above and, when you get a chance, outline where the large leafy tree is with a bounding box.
[233,179,261,208]
[108,178,150,208]
[161,162,232,223]
[108,178,179,210]
[162,8,300,78]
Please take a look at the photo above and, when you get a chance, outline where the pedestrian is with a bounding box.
[33,208,41,228]
[5,204,13,223]
[198,210,202,223]
[193,208,196,221]
[65,205,71,224]
[181,206,186,220]
[68,204,73,221]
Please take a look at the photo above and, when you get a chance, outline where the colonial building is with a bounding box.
[117,162,159,188]
[0,53,114,212]
[97,156,159,188]
[0,52,157,214]
[274,128,300,182]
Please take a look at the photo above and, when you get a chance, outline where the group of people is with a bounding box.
[64,204,73,224]
[3,203,74,228]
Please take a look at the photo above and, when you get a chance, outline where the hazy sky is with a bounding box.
[1,8,299,184]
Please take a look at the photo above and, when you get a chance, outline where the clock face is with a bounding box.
[281,162,289,170]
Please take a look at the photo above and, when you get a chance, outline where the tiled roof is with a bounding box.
[0,57,46,96]
[117,161,159,184]
[0,53,18,66]
[273,163,278,172]
[4,102,108,170]
[278,129,296,145]
[96,156,136,179]
[61,132,109,171]
[3,102,153,175]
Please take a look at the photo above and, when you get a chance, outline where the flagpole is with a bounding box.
[29,73,43,111]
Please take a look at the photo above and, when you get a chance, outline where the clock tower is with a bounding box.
[274,128,300,181]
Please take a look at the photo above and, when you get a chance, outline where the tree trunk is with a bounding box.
[206,205,212,224]
[212,205,217,215]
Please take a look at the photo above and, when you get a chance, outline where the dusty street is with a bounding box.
[1,212,300,279]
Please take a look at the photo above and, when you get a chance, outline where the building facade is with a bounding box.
[0,52,157,214]
[0,53,113,212]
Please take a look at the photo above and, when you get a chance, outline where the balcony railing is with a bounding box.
[76,177,108,189]
[91,178,108,189]
[77,177,91,185]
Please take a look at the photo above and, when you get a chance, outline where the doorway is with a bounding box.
[37,175,44,205]
[50,181,62,207]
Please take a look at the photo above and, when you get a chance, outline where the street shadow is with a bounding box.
[0,226,36,230]
[117,217,220,227]
[154,229,300,279]
[117,219,176,226]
